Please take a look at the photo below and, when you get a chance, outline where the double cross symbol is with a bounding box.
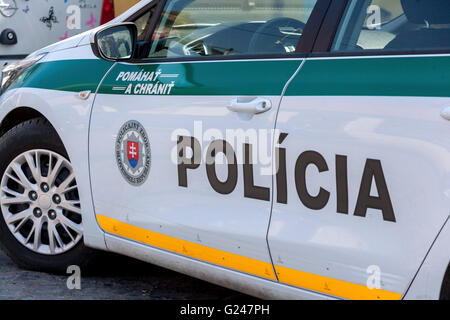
[129,142,137,158]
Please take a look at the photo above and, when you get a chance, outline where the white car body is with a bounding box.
[0,0,449,300]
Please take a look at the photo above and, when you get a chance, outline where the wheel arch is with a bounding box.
[0,106,71,157]
[0,107,53,137]
[0,99,108,252]
[440,263,450,300]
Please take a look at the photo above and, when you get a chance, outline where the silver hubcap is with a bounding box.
[1,150,82,255]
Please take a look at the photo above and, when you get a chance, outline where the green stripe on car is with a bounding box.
[9,55,450,98]
[287,55,450,97]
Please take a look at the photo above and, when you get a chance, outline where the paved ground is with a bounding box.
[0,249,248,300]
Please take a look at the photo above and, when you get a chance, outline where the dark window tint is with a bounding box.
[332,0,450,52]
[146,0,318,59]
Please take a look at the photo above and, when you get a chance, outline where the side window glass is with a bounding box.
[146,0,318,59]
[332,0,450,52]
[133,9,155,40]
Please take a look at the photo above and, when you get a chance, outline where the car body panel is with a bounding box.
[268,54,450,299]
[88,59,303,281]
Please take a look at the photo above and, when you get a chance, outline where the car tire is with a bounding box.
[0,117,96,274]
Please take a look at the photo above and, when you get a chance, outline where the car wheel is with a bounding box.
[0,117,95,274]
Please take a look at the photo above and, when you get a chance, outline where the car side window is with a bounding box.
[332,0,450,52]
[133,8,155,40]
[146,0,318,59]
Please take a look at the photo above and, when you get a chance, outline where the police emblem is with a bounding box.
[115,120,151,186]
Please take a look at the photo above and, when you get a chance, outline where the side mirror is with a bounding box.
[91,23,137,62]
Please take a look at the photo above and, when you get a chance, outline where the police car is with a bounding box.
[0,0,449,300]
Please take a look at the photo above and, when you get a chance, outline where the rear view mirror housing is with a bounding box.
[91,23,138,62]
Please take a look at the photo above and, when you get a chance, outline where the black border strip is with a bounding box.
[128,52,309,65]
[313,0,349,52]
[296,0,332,53]
[124,0,159,22]
[124,0,165,60]
[141,0,168,44]
[0,55,28,60]
[295,0,332,53]
[310,48,450,58]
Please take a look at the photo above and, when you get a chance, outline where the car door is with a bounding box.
[268,0,450,299]
[89,0,326,280]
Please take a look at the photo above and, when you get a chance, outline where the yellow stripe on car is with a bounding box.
[96,215,277,280]
[274,265,402,300]
[96,215,402,300]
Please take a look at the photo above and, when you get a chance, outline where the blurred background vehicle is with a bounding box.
[115,0,140,16]
[0,0,139,66]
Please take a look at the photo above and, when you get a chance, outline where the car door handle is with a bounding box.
[228,97,272,115]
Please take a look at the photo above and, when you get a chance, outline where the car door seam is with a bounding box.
[266,59,307,283]
[402,213,450,299]
[87,61,118,250]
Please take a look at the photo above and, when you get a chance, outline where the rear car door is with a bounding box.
[269,0,450,299]
[89,0,326,281]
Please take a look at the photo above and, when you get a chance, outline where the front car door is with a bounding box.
[269,0,450,299]
[89,0,327,282]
